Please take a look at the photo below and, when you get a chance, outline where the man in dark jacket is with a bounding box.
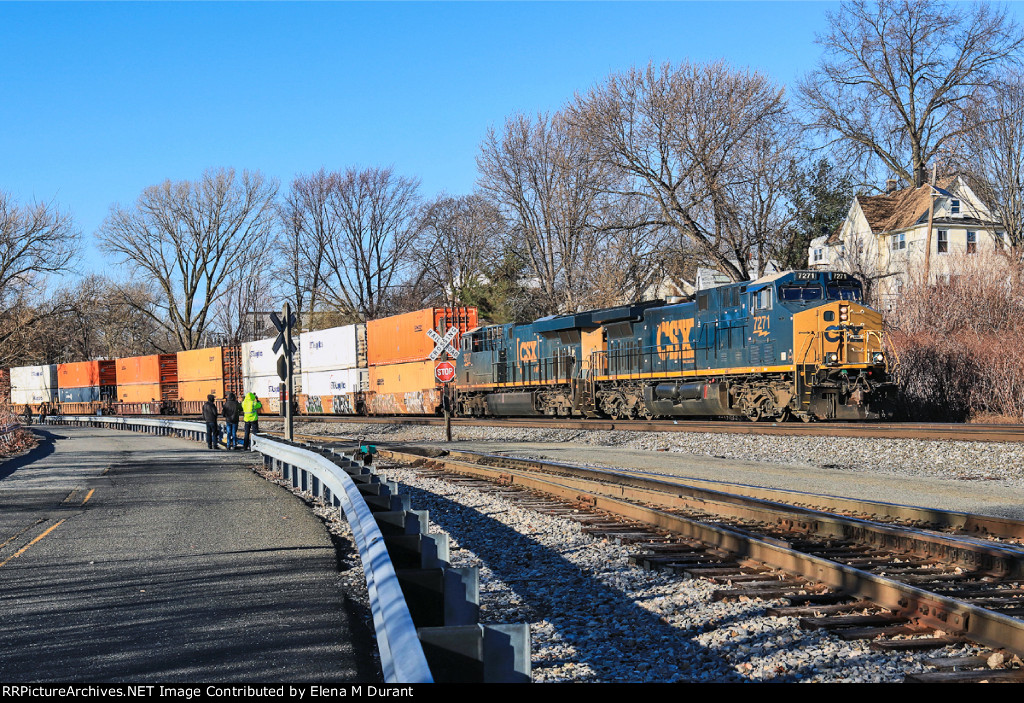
[203,394,219,449]
[222,392,241,450]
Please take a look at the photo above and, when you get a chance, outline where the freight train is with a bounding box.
[2,270,894,422]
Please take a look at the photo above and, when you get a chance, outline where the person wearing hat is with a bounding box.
[222,391,241,450]
[202,394,219,449]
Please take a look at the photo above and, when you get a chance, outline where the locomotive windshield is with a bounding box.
[778,284,823,301]
[826,279,863,300]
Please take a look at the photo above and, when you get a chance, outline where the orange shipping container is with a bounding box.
[116,355,162,385]
[367,307,478,366]
[119,383,162,403]
[59,360,116,389]
[177,347,224,382]
[178,379,227,402]
[368,360,443,415]
[369,360,440,394]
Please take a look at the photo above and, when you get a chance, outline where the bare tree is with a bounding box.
[317,167,423,320]
[956,73,1024,256]
[0,191,79,362]
[97,168,279,350]
[571,60,793,282]
[412,193,504,307]
[277,170,335,329]
[478,111,616,313]
[799,0,1023,188]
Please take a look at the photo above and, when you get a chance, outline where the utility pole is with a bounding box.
[925,163,937,284]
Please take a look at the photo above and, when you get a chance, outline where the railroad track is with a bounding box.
[282,415,1024,443]
[67,414,1024,443]
[355,444,1024,682]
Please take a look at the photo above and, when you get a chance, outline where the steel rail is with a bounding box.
[46,415,434,683]
[435,449,1024,542]
[55,413,1024,442]
[281,415,1024,443]
[381,448,1024,656]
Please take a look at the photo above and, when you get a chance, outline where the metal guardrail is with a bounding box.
[0,422,22,445]
[252,433,433,683]
[46,414,434,683]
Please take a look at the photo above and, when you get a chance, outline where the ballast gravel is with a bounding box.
[371,460,984,683]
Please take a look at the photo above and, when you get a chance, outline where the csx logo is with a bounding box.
[517,339,539,363]
[824,325,862,343]
[656,319,693,360]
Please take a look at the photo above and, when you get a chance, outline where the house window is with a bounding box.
[813,248,823,262]
[996,231,1006,248]
[937,229,948,254]
[891,232,906,251]
[967,230,977,254]
[950,199,960,214]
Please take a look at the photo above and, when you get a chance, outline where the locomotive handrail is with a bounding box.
[43,414,434,684]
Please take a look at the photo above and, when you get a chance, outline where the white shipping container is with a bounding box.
[12,388,57,405]
[302,368,368,397]
[244,374,284,399]
[10,365,58,392]
[242,338,279,378]
[300,324,364,373]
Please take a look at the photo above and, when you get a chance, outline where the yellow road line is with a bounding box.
[81,489,95,505]
[0,519,66,568]
[0,518,46,551]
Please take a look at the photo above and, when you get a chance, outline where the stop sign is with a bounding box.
[435,361,456,384]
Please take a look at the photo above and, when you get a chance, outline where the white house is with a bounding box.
[808,175,1005,306]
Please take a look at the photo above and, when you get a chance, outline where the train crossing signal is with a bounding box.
[427,327,460,360]
[271,311,297,355]
[272,303,296,441]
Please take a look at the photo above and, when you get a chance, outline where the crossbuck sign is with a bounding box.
[427,327,460,360]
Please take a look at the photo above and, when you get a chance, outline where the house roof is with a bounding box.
[859,176,957,234]
[828,176,958,244]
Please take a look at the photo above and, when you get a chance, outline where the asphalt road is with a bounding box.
[0,425,378,683]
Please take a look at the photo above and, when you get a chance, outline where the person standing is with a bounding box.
[222,391,241,450]
[203,394,219,449]
[242,391,262,450]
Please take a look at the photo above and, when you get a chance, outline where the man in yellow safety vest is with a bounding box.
[242,392,262,450]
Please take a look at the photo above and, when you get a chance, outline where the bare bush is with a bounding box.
[888,251,1024,421]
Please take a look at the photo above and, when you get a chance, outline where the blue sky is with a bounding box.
[3,1,849,273]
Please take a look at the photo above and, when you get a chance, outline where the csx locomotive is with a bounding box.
[455,270,894,421]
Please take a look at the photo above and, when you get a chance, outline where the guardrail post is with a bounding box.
[417,623,531,683]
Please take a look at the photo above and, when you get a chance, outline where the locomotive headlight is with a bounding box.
[839,304,849,322]
[826,352,839,365]
[873,352,885,364]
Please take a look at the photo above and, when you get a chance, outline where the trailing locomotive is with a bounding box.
[455,271,893,421]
